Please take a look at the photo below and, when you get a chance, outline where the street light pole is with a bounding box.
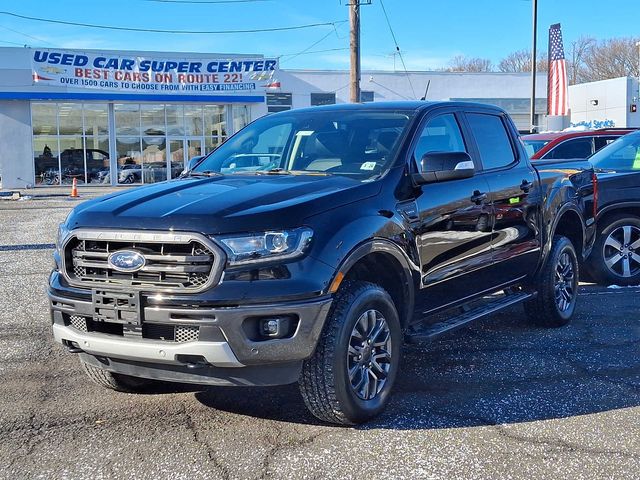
[529,0,538,133]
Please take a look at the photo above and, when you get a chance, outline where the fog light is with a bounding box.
[261,318,281,337]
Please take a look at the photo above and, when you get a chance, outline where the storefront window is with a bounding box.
[32,101,238,186]
[166,105,184,136]
[184,105,204,136]
[141,104,165,136]
[232,105,250,133]
[204,104,226,153]
[32,102,111,185]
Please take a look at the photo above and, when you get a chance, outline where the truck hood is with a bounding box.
[67,174,380,234]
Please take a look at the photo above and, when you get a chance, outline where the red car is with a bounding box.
[522,128,637,160]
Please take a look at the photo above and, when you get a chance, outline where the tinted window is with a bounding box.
[413,114,466,171]
[594,136,620,152]
[544,138,593,159]
[266,93,292,113]
[310,93,336,106]
[467,113,515,169]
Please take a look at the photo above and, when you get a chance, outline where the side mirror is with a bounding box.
[412,151,475,185]
[183,155,204,174]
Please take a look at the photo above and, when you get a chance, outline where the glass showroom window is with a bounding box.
[32,102,110,185]
[115,104,143,185]
[204,104,227,154]
[141,104,167,183]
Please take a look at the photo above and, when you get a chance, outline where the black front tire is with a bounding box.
[299,281,402,425]
[587,214,640,286]
[524,235,579,328]
[81,360,155,393]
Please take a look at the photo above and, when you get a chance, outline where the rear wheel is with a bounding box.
[525,235,578,327]
[588,215,640,286]
[81,360,155,393]
[299,281,402,425]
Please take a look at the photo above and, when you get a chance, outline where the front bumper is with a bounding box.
[49,283,333,368]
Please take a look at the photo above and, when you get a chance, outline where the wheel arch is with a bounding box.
[596,203,640,231]
[332,239,418,330]
[551,205,587,261]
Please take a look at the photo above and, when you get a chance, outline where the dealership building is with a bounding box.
[0,46,552,189]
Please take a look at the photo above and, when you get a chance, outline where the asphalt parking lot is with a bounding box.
[1,194,640,479]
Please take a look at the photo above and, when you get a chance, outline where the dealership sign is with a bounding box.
[31,49,279,94]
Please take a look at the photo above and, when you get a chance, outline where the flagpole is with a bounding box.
[529,0,538,133]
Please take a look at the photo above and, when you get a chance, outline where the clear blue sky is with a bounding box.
[1,0,637,70]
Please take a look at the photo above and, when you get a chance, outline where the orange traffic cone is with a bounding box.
[70,177,79,198]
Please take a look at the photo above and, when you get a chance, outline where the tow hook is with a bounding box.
[63,339,83,353]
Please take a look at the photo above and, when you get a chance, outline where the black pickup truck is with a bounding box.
[49,102,595,424]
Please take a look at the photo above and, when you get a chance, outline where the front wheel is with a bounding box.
[299,281,402,425]
[524,235,579,328]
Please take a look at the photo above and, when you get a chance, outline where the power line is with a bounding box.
[280,23,345,64]
[378,0,417,99]
[0,38,26,46]
[0,23,55,46]
[0,11,346,35]
[282,47,349,60]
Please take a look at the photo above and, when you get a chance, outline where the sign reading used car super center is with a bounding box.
[31,49,279,94]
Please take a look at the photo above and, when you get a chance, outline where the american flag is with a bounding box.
[547,23,568,116]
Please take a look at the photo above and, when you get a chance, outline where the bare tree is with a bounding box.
[446,55,493,72]
[582,37,640,82]
[498,49,548,73]
[567,36,596,84]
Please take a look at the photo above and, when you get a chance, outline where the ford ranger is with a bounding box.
[49,101,595,424]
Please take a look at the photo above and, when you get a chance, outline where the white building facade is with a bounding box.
[568,76,640,129]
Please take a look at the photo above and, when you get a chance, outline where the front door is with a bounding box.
[410,111,496,315]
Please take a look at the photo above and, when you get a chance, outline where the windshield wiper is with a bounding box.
[180,170,221,178]
[252,168,331,176]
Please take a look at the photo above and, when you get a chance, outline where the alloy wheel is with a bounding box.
[555,251,576,312]
[346,309,392,401]
[603,225,640,278]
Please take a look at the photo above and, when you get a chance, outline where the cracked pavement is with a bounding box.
[1,197,640,479]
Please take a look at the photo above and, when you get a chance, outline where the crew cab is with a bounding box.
[49,102,595,424]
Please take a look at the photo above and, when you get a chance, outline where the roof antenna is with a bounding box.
[420,79,430,101]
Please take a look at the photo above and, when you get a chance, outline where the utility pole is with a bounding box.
[349,0,361,103]
[529,0,538,133]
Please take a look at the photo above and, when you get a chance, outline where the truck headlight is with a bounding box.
[215,227,313,266]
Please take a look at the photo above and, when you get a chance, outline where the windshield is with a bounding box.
[589,132,640,171]
[193,109,412,178]
[522,139,550,158]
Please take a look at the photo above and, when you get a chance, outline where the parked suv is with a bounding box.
[522,128,636,160]
[50,102,595,424]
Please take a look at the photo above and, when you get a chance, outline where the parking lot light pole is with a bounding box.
[529,0,538,133]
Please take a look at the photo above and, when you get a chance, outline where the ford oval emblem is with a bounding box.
[108,250,146,272]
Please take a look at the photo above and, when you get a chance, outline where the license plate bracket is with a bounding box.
[92,290,142,325]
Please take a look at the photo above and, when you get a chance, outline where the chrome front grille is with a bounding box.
[62,230,225,293]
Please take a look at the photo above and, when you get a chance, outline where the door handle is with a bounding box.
[520,180,533,193]
[470,190,487,205]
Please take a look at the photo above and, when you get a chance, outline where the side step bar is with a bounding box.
[406,291,535,344]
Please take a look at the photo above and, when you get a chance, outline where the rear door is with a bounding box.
[464,111,542,284]
[409,109,496,313]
